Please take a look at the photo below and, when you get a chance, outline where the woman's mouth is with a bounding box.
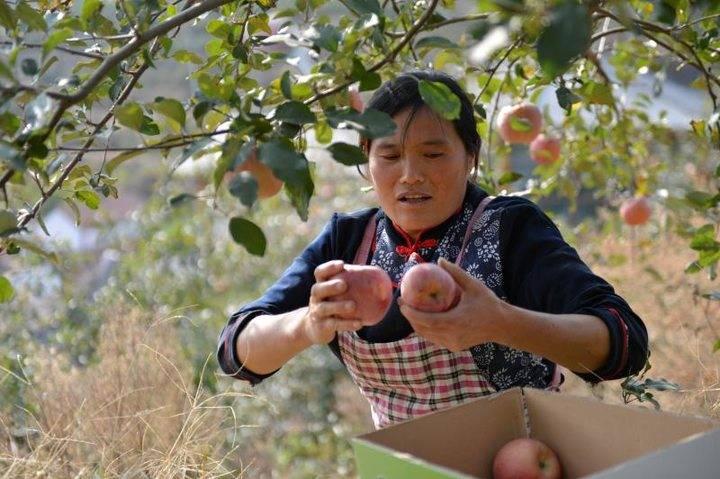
[398,193,432,204]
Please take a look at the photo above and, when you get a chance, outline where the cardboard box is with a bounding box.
[352,387,720,478]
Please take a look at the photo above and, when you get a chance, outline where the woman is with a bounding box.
[217,70,648,429]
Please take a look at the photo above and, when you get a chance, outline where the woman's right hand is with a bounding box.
[304,260,362,345]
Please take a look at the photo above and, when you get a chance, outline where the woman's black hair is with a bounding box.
[359,70,481,177]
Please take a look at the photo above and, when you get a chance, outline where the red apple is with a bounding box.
[492,438,562,479]
[496,103,543,145]
[333,265,393,326]
[400,263,460,313]
[349,87,364,112]
[225,148,284,199]
[529,134,561,165]
[620,197,651,226]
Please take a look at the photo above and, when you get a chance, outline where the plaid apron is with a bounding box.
[339,197,502,429]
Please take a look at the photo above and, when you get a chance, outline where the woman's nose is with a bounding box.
[399,156,424,184]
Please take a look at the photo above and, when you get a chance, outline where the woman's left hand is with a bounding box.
[399,257,509,351]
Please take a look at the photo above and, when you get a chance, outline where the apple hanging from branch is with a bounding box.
[496,103,543,145]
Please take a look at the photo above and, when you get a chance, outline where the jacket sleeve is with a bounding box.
[498,198,649,382]
[217,214,338,385]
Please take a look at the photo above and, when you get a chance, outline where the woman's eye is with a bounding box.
[381,154,400,160]
[425,152,444,159]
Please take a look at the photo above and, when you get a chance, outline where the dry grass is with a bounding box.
[0,307,249,478]
[560,232,720,419]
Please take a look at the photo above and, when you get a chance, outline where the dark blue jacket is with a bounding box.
[218,185,648,386]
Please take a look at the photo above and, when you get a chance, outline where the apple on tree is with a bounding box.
[620,197,652,226]
[225,148,284,199]
[400,263,461,313]
[529,134,561,165]
[332,265,393,326]
[496,103,543,145]
[492,437,563,479]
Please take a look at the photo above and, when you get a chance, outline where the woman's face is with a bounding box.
[368,106,473,240]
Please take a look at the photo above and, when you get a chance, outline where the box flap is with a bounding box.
[523,389,718,478]
[355,388,527,477]
[586,427,720,479]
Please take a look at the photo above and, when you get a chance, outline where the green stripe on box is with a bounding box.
[352,439,472,479]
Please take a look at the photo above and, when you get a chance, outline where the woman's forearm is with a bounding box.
[495,303,611,374]
[235,307,313,375]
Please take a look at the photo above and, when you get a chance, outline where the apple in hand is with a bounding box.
[333,265,393,326]
[496,103,543,145]
[226,148,284,199]
[400,263,461,313]
[529,134,561,165]
[620,197,651,226]
[492,438,562,479]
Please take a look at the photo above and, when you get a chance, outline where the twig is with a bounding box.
[0,41,105,60]
[673,13,720,31]
[304,0,440,105]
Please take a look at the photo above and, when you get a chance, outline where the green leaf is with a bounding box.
[25,93,54,131]
[257,139,308,183]
[0,275,14,303]
[10,237,59,263]
[43,28,73,57]
[314,121,332,144]
[229,217,267,256]
[21,58,38,76]
[498,171,523,185]
[138,115,159,135]
[228,172,258,207]
[685,260,703,274]
[273,100,316,125]
[115,102,144,131]
[685,190,718,209]
[0,141,23,170]
[418,80,461,120]
[285,162,314,221]
[0,209,16,234]
[75,190,100,210]
[81,0,103,23]
[106,150,142,175]
[63,198,81,226]
[328,142,367,166]
[343,0,383,16]
[536,3,591,78]
[555,85,580,113]
[174,137,213,170]
[690,225,719,252]
[172,50,203,64]
[152,98,186,129]
[577,81,615,106]
[414,36,460,50]
[0,1,16,31]
[713,339,720,353]
[168,193,196,207]
[308,24,341,52]
[280,71,293,99]
[325,107,396,139]
[0,58,12,79]
[15,1,46,32]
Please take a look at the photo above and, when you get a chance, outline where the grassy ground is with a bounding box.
[2,228,719,477]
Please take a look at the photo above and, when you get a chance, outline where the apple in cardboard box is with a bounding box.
[492,437,562,479]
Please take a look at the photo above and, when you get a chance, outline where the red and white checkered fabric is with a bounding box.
[338,331,495,429]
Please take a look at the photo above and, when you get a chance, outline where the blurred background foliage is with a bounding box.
[2,0,720,476]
